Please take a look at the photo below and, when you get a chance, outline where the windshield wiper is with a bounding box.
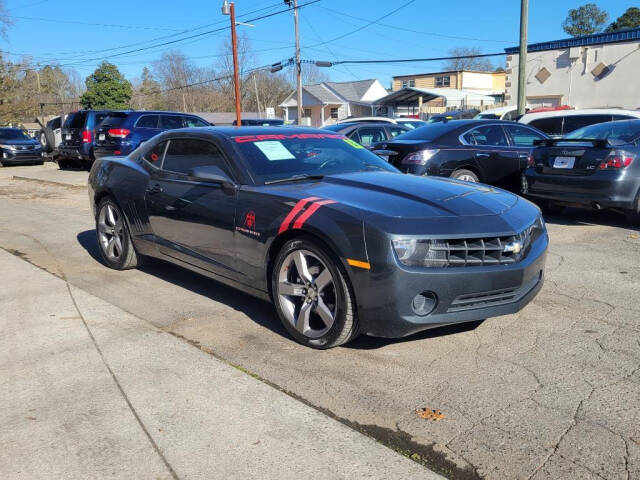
[264,174,325,185]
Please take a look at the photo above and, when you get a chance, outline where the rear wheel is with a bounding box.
[272,237,358,349]
[451,169,479,183]
[96,197,142,270]
[625,197,640,227]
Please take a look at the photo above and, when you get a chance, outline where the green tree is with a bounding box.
[606,7,640,32]
[562,3,609,36]
[80,61,132,109]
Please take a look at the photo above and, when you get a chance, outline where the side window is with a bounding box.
[506,125,545,146]
[63,113,76,128]
[528,117,563,136]
[136,115,159,128]
[502,110,518,121]
[357,127,385,146]
[160,115,184,130]
[612,114,634,121]
[347,130,360,142]
[142,141,167,166]
[461,125,508,146]
[183,116,209,128]
[562,115,612,134]
[162,139,232,177]
[388,126,407,138]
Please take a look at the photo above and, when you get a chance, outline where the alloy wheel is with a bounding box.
[98,203,125,261]
[457,173,477,182]
[277,249,337,339]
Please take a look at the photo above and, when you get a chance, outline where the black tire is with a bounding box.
[539,200,565,215]
[96,197,142,270]
[271,237,358,349]
[451,169,479,183]
[625,197,640,227]
[57,158,72,169]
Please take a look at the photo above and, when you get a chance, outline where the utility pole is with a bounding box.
[222,0,242,126]
[292,0,303,124]
[517,0,528,116]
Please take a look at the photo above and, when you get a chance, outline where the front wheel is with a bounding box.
[96,197,142,270]
[272,237,358,349]
[451,169,479,182]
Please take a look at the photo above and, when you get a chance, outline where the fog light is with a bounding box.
[412,291,438,316]
[521,175,528,194]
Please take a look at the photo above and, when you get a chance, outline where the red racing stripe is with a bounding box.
[292,200,337,229]
[278,197,320,234]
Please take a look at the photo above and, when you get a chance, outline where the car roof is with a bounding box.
[169,126,333,138]
[477,106,517,115]
[338,116,396,124]
[519,108,640,123]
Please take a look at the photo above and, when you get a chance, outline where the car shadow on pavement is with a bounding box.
[77,229,487,348]
[76,229,291,341]
[543,207,638,230]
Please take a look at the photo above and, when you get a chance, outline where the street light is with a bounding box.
[222,0,242,126]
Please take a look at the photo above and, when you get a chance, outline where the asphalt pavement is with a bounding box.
[0,163,638,480]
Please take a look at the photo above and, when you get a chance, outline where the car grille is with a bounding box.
[14,145,36,151]
[428,226,539,267]
[447,272,542,313]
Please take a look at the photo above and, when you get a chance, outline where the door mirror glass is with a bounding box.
[188,165,233,185]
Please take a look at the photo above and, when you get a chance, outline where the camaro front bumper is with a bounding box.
[353,224,548,338]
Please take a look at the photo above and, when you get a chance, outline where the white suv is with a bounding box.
[518,108,640,137]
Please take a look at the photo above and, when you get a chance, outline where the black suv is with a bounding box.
[93,111,211,159]
[58,110,110,168]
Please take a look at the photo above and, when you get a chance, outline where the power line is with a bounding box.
[4,14,185,32]
[316,5,515,44]
[49,0,322,68]
[326,52,507,66]
[306,0,417,49]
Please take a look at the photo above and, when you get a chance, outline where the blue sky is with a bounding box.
[1,0,634,87]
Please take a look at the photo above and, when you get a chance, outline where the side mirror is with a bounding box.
[188,165,234,187]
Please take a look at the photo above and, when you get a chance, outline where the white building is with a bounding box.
[279,79,388,127]
[505,28,640,109]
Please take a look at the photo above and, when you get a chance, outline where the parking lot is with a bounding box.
[1,163,639,479]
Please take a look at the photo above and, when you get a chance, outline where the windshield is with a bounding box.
[564,120,640,144]
[398,120,427,129]
[232,133,398,183]
[0,129,31,141]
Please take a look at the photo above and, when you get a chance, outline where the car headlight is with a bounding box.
[392,238,448,267]
[0,144,16,150]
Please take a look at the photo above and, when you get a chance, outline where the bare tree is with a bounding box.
[0,0,13,40]
[444,47,494,72]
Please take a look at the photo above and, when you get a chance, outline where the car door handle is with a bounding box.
[146,184,163,194]
[476,153,490,158]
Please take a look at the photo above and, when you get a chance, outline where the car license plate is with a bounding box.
[553,156,575,169]
[65,134,71,140]
[99,134,105,141]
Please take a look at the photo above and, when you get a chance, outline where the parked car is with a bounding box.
[372,119,548,191]
[0,127,43,166]
[93,111,210,160]
[518,108,640,138]
[233,118,284,126]
[395,117,428,129]
[58,110,110,169]
[523,119,640,226]
[323,122,410,149]
[337,116,397,125]
[475,106,520,121]
[88,126,547,348]
[427,109,480,123]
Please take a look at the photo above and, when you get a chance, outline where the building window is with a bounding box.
[435,76,450,87]
[401,79,415,88]
[304,108,311,118]
[330,107,339,119]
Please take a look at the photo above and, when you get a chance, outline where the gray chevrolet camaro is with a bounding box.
[88,127,548,348]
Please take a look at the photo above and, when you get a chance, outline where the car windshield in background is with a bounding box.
[398,121,427,129]
[564,120,640,144]
[476,113,501,120]
[233,133,398,183]
[0,129,30,141]
[98,113,128,128]
[386,122,454,141]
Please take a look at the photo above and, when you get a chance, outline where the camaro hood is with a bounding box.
[270,171,519,219]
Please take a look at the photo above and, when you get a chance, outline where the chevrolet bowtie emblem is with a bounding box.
[503,240,523,254]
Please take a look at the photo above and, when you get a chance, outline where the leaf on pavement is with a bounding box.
[415,408,445,421]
